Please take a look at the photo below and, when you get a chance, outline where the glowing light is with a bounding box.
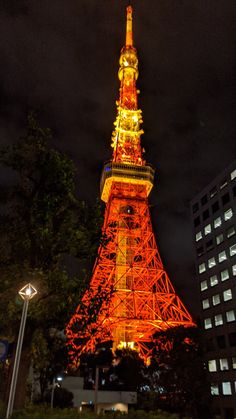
[19,283,37,301]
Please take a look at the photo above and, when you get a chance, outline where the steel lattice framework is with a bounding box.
[66,6,194,368]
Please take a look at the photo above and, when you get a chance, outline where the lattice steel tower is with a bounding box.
[67,6,194,367]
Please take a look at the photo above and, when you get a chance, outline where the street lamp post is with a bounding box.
[6,283,37,419]
[50,376,63,408]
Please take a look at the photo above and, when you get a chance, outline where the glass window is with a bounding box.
[210,187,217,198]
[223,289,232,302]
[197,246,204,257]
[232,264,236,276]
[208,360,217,372]
[229,332,236,346]
[220,179,228,190]
[192,202,199,214]
[216,233,224,245]
[229,244,236,257]
[220,269,229,282]
[206,239,214,251]
[210,384,219,395]
[204,318,212,329]
[217,335,226,349]
[196,231,202,242]
[208,257,216,269]
[199,262,206,274]
[204,224,211,236]
[220,358,229,371]
[201,194,208,206]
[233,185,236,197]
[212,294,220,306]
[215,314,223,326]
[224,208,233,221]
[203,209,209,220]
[214,217,222,228]
[212,201,219,213]
[222,382,232,395]
[226,310,235,322]
[202,299,210,309]
[200,280,208,291]
[232,357,236,369]
[222,193,230,206]
[227,226,235,238]
[210,275,218,287]
[194,216,200,227]
[218,251,227,263]
[230,169,236,180]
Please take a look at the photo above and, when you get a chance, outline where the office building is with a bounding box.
[191,161,236,419]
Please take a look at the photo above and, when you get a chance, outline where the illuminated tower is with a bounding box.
[67,6,194,367]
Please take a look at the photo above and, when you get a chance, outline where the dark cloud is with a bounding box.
[1,0,236,315]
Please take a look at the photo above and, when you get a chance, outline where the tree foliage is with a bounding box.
[0,112,102,403]
[146,326,211,419]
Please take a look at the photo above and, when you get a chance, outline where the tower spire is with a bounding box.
[111,6,143,166]
[126,5,133,46]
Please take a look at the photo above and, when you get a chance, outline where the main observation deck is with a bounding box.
[100,161,155,202]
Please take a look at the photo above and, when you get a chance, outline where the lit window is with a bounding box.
[214,217,222,228]
[232,264,236,276]
[214,314,223,326]
[229,244,236,257]
[227,226,235,238]
[208,360,217,372]
[220,269,229,282]
[210,384,219,395]
[224,208,233,221]
[226,310,236,322]
[204,224,211,236]
[199,262,206,274]
[222,382,232,395]
[212,294,220,306]
[204,318,212,329]
[202,299,210,309]
[210,275,218,287]
[195,231,202,242]
[230,169,236,180]
[218,251,227,263]
[219,358,229,371]
[232,357,236,369]
[200,280,208,291]
[223,289,232,302]
[208,257,216,269]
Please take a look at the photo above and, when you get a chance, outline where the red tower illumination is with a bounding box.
[66,6,194,367]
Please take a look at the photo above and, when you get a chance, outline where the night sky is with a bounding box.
[1,0,236,316]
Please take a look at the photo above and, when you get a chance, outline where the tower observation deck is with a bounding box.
[66,6,194,368]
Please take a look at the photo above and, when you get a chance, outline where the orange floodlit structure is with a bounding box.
[66,6,194,367]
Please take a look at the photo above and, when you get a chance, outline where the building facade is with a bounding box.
[191,161,236,419]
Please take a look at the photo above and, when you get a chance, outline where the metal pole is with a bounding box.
[6,299,29,419]
[50,378,56,409]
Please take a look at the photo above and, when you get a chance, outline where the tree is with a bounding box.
[0,112,102,406]
[146,326,212,418]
